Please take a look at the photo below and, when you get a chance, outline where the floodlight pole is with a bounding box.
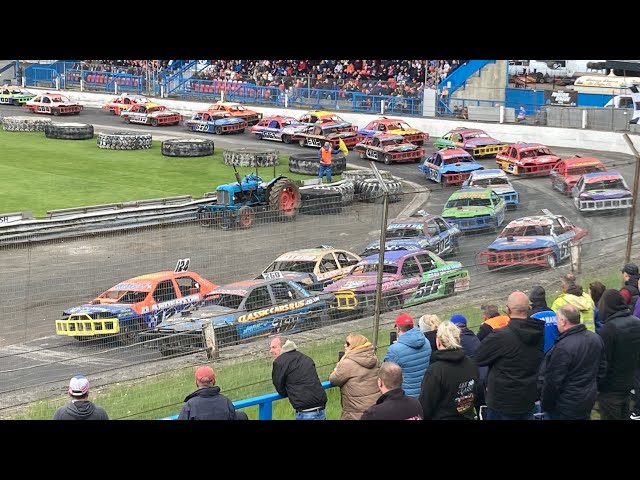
[623,134,640,264]
[370,161,390,351]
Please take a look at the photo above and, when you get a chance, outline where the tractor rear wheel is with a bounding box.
[269,178,301,221]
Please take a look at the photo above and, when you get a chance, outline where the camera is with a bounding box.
[338,351,345,361]
[389,330,397,344]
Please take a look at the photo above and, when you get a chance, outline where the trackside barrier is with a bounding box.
[0,211,33,224]
[158,380,334,420]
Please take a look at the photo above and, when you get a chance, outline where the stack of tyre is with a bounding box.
[341,170,403,203]
[299,179,355,215]
[288,152,347,176]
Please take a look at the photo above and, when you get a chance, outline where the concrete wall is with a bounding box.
[26,88,640,156]
[453,60,507,103]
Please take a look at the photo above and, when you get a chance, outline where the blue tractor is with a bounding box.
[196,167,301,229]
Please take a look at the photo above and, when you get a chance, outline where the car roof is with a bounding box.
[448,188,493,199]
[376,117,408,124]
[213,277,286,292]
[215,102,242,107]
[274,247,353,261]
[470,169,507,177]
[505,215,556,227]
[391,214,443,224]
[362,249,427,262]
[307,110,335,116]
[107,271,198,291]
[437,147,473,159]
[449,127,486,134]
[511,142,546,150]
[582,171,623,181]
[560,157,603,166]
[374,133,405,141]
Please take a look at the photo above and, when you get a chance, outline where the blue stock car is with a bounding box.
[184,111,248,134]
[462,169,520,209]
[360,211,461,258]
[418,147,484,186]
[142,277,335,356]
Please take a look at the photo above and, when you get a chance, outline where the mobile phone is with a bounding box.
[338,351,345,361]
[389,331,397,344]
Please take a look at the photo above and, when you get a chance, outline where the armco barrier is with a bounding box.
[0,211,33,223]
[158,380,334,420]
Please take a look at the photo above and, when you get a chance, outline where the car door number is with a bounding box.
[415,278,442,298]
[434,236,450,254]
[272,315,298,333]
[365,149,378,159]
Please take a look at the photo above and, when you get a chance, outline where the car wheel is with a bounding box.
[546,253,557,268]
[282,135,292,144]
[150,118,158,127]
[381,294,401,312]
[299,139,306,147]
[383,154,392,165]
[215,125,223,135]
[359,151,366,159]
[118,318,144,346]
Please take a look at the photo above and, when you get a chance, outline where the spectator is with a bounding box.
[590,281,607,334]
[517,105,527,122]
[418,313,442,351]
[597,290,640,420]
[449,314,480,357]
[270,336,327,420]
[474,291,545,420]
[529,285,559,353]
[360,362,424,420]
[419,320,479,420]
[177,366,240,420]
[477,303,511,342]
[619,263,640,311]
[551,273,595,332]
[537,304,606,420]
[328,333,380,420]
[52,375,109,420]
[383,312,432,398]
[317,141,340,184]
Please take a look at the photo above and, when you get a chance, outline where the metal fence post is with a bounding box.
[623,134,640,264]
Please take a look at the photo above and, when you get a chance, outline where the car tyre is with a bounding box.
[161,138,214,157]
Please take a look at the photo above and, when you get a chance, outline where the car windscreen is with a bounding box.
[208,294,243,309]
[472,177,508,187]
[265,261,316,274]
[350,263,397,275]
[445,198,491,208]
[100,290,148,303]
[500,225,551,237]
[585,179,626,190]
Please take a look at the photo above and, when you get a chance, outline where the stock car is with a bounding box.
[296,122,364,149]
[325,249,469,318]
[357,117,428,145]
[102,94,151,115]
[120,102,182,126]
[298,110,357,131]
[141,277,336,356]
[550,157,607,195]
[418,147,484,186]
[432,127,507,158]
[250,115,307,143]
[495,142,560,176]
[207,101,262,126]
[461,169,520,209]
[260,246,362,289]
[477,210,588,270]
[0,86,35,105]
[24,93,83,115]
[360,211,461,258]
[54,259,218,344]
[571,171,633,213]
[184,110,247,134]
[442,187,507,233]
[353,134,425,164]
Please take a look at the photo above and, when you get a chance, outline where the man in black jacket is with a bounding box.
[52,375,109,420]
[177,366,241,420]
[538,304,606,420]
[474,291,545,420]
[361,362,423,420]
[597,289,640,420]
[270,336,327,420]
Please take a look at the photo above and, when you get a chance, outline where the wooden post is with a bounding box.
[202,323,218,360]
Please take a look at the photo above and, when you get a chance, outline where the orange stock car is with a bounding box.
[358,117,428,145]
[55,259,218,343]
[207,101,263,126]
[102,94,152,115]
[24,92,83,116]
[298,110,358,132]
[495,142,560,176]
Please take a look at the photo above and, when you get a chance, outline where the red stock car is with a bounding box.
[550,157,608,195]
[102,94,151,116]
[24,93,83,116]
[297,110,356,131]
[353,133,425,164]
[207,101,262,126]
[358,117,428,145]
[120,102,182,126]
[495,142,561,176]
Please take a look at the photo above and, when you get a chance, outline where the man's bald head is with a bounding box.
[507,291,531,317]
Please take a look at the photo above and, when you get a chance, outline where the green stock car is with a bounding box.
[0,86,36,106]
[442,187,506,233]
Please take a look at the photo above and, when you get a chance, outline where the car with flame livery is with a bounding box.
[102,94,151,116]
[297,110,357,131]
[495,142,560,176]
[358,117,428,145]
[207,101,262,126]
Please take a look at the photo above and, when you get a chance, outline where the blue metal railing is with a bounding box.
[158,380,334,420]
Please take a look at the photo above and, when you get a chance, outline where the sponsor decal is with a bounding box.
[237,298,318,323]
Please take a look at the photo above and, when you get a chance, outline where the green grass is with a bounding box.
[13,264,621,420]
[0,130,326,218]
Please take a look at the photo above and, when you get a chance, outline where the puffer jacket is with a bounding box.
[383,327,431,398]
[551,284,595,332]
[329,343,380,420]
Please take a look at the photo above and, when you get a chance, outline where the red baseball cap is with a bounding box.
[395,312,414,326]
[195,366,215,383]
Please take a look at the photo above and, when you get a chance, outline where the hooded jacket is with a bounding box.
[177,386,237,420]
[383,327,432,398]
[329,342,380,420]
[418,348,479,420]
[551,284,595,332]
[597,290,640,394]
[272,339,327,411]
[620,275,640,311]
[474,316,545,415]
[52,400,109,420]
[477,314,510,342]
[529,286,558,353]
[360,388,424,420]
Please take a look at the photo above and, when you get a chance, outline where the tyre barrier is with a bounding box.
[44,122,94,140]
[358,178,404,204]
[161,138,214,157]
[340,169,395,194]
[288,153,346,176]
[223,147,279,167]
[300,179,355,206]
[2,116,52,132]
[96,131,153,150]
[300,188,343,215]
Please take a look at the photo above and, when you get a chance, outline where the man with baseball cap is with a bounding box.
[620,263,640,310]
[382,312,431,398]
[52,375,109,420]
[178,365,245,420]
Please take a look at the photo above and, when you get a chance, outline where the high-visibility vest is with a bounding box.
[320,147,333,166]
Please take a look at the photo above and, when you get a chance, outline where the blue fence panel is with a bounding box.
[24,66,57,89]
[505,87,545,115]
[158,380,334,420]
[577,92,615,107]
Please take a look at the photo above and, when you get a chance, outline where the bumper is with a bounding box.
[576,198,632,211]
[478,248,553,268]
[444,215,498,231]
[55,314,120,337]
[471,144,507,157]
[497,160,555,176]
